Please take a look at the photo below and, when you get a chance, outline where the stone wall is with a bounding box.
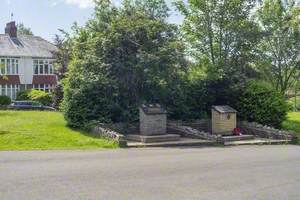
[239,121,298,143]
[91,124,127,147]
[100,123,139,135]
[168,119,211,132]
[168,124,219,141]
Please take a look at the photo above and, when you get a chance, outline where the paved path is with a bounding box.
[1,146,300,200]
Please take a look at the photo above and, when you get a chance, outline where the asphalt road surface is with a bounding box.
[1,146,300,200]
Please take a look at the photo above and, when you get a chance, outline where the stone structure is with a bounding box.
[140,104,167,135]
[91,125,127,147]
[239,121,297,143]
[126,104,180,143]
[212,105,237,135]
[168,123,219,141]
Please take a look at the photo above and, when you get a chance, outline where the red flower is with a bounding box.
[233,128,242,136]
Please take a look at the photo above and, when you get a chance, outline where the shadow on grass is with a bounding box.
[0,110,18,117]
[68,126,105,139]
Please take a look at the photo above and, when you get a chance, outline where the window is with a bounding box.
[0,58,19,75]
[34,60,39,74]
[33,84,54,93]
[33,59,54,75]
[0,84,20,100]
[39,62,44,74]
[6,59,11,74]
[0,59,5,74]
[44,63,49,74]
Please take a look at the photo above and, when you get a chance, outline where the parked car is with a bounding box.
[9,101,55,111]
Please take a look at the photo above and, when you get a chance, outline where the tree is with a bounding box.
[175,0,260,79]
[53,32,71,80]
[256,0,300,95]
[62,0,187,127]
[17,23,34,35]
[52,32,72,108]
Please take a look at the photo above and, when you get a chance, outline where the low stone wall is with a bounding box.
[99,123,139,135]
[167,122,218,141]
[91,124,127,147]
[168,119,211,132]
[239,121,298,143]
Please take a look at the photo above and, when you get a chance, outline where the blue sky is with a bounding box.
[0,0,183,42]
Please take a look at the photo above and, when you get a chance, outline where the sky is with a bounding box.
[0,0,183,42]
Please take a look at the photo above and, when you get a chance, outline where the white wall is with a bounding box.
[19,57,33,85]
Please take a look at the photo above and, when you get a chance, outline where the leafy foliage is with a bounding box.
[52,32,72,108]
[175,0,260,79]
[17,23,33,35]
[16,90,30,101]
[236,81,288,128]
[255,0,300,94]
[0,95,11,106]
[62,0,187,127]
[28,90,53,106]
[17,90,53,106]
[52,85,64,109]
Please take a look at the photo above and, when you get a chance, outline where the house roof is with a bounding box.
[0,34,58,58]
[32,75,57,85]
[0,75,20,84]
[212,105,237,113]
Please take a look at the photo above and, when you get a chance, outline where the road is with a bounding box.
[1,146,300,200]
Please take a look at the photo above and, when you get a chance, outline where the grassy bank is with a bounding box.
[0,111,118,150]
[282,112,300,143]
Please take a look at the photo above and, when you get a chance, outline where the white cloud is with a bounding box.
[65,0,95,8]
[50,0,95,9]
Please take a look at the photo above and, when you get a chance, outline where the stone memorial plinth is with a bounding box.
[126,104,180,143]
[140,104,167,135]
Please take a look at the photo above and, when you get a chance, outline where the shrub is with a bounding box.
[52,85,64,109]
[28,90,53,106]
[62,78,119,128]
[0,95,11,106]
[236,81,288,128]
[16,90,30,100]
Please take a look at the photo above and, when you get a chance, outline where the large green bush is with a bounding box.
[236,81,288,128]
[62,1,187,127]
[0,96,11,106]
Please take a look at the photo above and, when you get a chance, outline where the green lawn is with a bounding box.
[0,111,118,150]
[282,112,300,143]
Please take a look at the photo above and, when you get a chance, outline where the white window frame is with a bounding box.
[0,84,20,100]
[33,59,54,75]
[33,84,54,93]
[0,57,19,75]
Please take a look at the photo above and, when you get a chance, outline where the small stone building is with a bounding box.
[212,105,237,135]
[140,104,167,136]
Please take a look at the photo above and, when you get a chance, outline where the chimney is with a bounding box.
[5,21,17,38]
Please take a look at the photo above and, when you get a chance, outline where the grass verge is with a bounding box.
[0,111,118,150]
[282,112,300,144]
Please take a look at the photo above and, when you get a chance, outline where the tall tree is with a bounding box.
[53,32,71,80]
[51,31,72,108]
[17,23,34,35]
[256,0,300,95]
[63,0,187,126]
[175,0,260,78]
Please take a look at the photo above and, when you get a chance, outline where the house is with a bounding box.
[0,21,58,100]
